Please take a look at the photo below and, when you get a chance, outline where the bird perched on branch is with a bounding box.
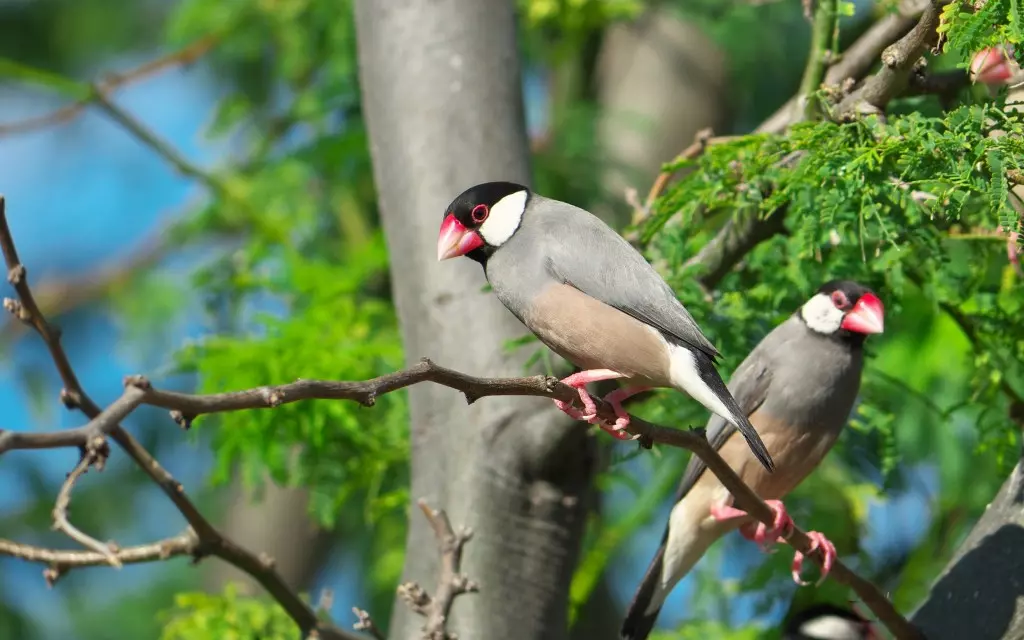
[620,280,884,640]
[782,603,877,640]
[436,181,774,472]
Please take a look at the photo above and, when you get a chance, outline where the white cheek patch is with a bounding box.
[798,615,864,640]
[478,190,527,247]
[800,293,844,335]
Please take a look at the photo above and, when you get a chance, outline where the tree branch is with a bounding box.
[797,0,838,120]
[52,448,122,568]
[0,197,360,640]
[654,0,946,290]
[834,1,948,120]
[0,35,220,137]
[0,530,198,586]
[758,0,933,134]
[395,501,480,640]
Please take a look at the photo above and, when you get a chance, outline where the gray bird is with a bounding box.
[782,603,877,640]
[436,181,774,471]
[619,279,884,640]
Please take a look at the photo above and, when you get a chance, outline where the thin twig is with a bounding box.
[0,530,198,586]
[797,0,838,120]
[624,129,736,240]
[0,197,358,640]
[51,449,122,568]
[0,35,220,137]
[396,501,479,640]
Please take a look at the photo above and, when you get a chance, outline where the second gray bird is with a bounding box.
[620,279,884,640]
[436,181,774,471]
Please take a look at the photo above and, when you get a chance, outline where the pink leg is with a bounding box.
[792,531,837,586]
[552,369,625,422]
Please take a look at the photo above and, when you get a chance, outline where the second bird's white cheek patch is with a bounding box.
[478,190,527,247]
[801,293,843,334]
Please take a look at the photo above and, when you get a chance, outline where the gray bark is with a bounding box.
[911,457,1024,640]
[354,2,596,639]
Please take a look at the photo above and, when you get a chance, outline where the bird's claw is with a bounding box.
[552,371,646,441]
[792,531,837,587]
[752,499,794,550]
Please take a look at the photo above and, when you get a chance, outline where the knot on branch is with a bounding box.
[397,581,432,615]
[6,264,25,285]
[123,374,151,390]
[3,297,29,322]
[169,410,195,430]
[259,387,284,407]
[43,565,64,588]
[59,388,82,410]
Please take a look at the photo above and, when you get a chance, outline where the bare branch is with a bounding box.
[0,196,360,640]
[395,501,479,640]
[0,35,219,137]
[758,0,933,134]
[623,128,737,241]
[0,355,918,636]
[835,1,948,120]
[52,448,121,568]
[0,530,198,586]
[797,0,838,120]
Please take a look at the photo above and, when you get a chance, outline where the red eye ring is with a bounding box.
[471,204,489,223]
[830,290,849,308]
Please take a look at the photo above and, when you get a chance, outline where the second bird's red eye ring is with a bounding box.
[830,290,849,309]
[471,204,489,223]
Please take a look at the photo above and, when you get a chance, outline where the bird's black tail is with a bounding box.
[621,543,667,640]
[693,353,774,472]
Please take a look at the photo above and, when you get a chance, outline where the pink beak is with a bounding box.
[840,292,885,335]
[437,213,484,261]
[971,46,1014,85]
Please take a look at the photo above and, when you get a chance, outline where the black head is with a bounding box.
[436,181,531,265]
[798,279,885,347]
[782,603,876,639]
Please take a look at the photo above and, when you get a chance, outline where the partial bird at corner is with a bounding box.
[782,603,878,640]
[620,279,884,640]
[435,181,775,472]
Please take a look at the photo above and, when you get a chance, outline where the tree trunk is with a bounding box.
[354,2,597,639]
[910,455,1024,640]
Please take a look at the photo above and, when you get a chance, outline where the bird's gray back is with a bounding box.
[486,195,720,359]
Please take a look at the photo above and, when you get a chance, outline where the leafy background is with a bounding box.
[0,0,1021,638]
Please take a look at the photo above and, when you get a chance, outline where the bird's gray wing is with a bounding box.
[534,201,721,361]
[671,352,773,504]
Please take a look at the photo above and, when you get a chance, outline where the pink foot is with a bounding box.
[711,499,794,551]
[552,369,624,423]
[598,386,651,440]
[792,531,837,586]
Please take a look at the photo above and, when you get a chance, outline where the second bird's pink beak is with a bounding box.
[437,214,484,261]
[840,292,885,335]
[971,46,1015,85]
